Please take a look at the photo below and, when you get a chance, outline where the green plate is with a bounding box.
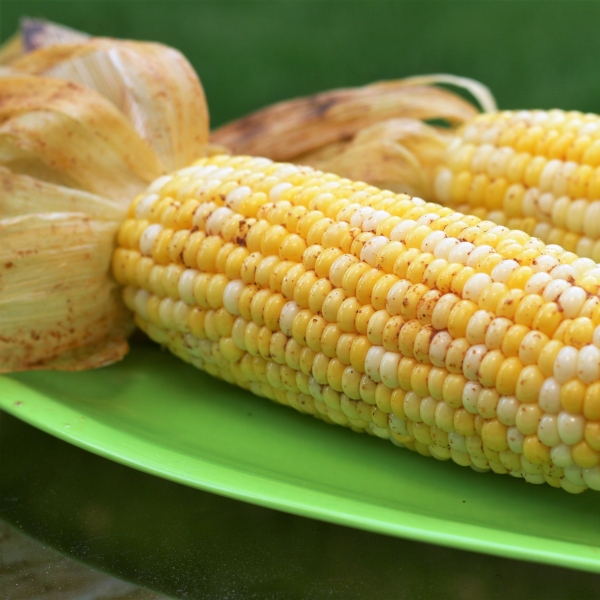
[2,343,600,573]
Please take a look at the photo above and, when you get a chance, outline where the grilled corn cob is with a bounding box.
[433,109,600,261]
[113,154,600,493]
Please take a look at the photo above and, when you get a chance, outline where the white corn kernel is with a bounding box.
[139,223,163,256]
[466,245,495,268]
[226,186,252,210]
[557,411,585,445]
[462,273,492,303]
[571,257,597,277]
[554,346,579,384]
[462,381,482,415]
[433,237,460,260]
[417,213,441,226]
[330,255,359,287]
[448,432,468,454]
[497,396,519,426]
[507,426,524,454]
[206,206,233,236]
[365,346,386,382]
[380,352,401,388]
[484,318,513,350]
[583,466,600,491]
[564,464,585,487]
[134,289,151,321]
[577,344,600,384]
[390,219,418,242]
[539,378,562,413]
[360,236,389,267]
[279,301,301,336]
[223,280,246,316]
[147,174,173,193]
[531,254,559,273]
[134,193,160,219]
[542,279,571,302]
[551,264,577,282]
[448,242,475,265]
[389,414,410,436]
[429,331,453,368]
[362,210,391,232]
[557,286,587,318]
[462,344,487,381]
[550,444,574,469]
[421,230,447,254]
[350,206,376,229]
[539,159,562,192]
[178,269,199,305]
[491,259,519,283]
[537,414,560,447]
[524,272,552,295]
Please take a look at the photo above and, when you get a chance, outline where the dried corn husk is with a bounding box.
[212,74,496,198]
[0,18,89,67]
[294,118,453,197]
[0,76,163,201]
[1,201,129,372]
[0,22,209,372]
[8,22,208,172]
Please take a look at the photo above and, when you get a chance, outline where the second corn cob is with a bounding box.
[433,109,600,261]
[113,154,600,493]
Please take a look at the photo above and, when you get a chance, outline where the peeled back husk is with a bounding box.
[0,178,130,371]
[9,37,209,173]
[211,74,496,198]
[0,24,209,372]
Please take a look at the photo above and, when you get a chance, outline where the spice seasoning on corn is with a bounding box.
[113,154,600,493]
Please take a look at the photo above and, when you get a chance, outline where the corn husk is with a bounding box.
[0,18,90,66]
[0,22,209,372]
[293,118,454,197]
[212,74,496,198]
[0,76,163,201]
[11,40,209,172]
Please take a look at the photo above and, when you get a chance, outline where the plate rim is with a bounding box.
[2,369,600,575]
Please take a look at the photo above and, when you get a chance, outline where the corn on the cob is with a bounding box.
[421,110,600,261]
[113,154,600,494]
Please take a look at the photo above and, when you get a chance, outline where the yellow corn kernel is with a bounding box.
[481,419,509,452]
[496,357,523,395]
[560,378,586,414]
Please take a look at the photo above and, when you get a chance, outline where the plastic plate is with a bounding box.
[2,343,600,572]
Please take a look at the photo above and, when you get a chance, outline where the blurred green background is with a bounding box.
[2,0,600,128]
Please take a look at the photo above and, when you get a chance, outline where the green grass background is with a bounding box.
[1,1,599,128]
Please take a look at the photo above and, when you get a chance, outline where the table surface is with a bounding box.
[2,412,600,600]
